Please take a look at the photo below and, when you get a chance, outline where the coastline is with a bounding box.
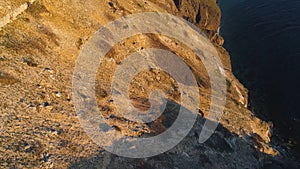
[0,0,299,168]
[217,0,300,161]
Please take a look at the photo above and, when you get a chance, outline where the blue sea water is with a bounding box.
[218,0,300,150]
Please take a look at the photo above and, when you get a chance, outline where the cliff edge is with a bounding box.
[0,0,297,168]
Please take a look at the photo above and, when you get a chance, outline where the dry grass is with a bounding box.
[0,71,18,85]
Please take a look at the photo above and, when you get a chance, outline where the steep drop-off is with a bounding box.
[0,0,298,168]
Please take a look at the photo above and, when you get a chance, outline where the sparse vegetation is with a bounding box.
[0,72,18,85]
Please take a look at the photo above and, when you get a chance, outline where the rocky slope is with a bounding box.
[0,0,298,168]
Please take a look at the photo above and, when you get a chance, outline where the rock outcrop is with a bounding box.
[0,0,298,168]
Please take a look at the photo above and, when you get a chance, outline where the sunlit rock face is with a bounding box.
[0,0,298,168]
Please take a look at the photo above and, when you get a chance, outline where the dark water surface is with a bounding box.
[218,0,300,153]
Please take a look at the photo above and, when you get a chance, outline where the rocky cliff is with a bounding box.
[0,0,297,168]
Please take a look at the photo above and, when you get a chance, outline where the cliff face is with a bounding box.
[0,0,295,168]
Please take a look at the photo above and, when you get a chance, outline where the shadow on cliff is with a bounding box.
[68,98,298,169]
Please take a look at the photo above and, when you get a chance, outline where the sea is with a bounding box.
[218,0,300,155]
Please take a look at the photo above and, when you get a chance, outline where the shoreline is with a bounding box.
[217,0,300,160]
